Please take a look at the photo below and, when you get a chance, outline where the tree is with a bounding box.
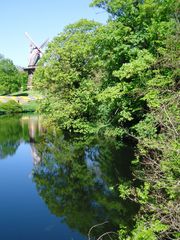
[0,55,28,95]
[34,19,103,133]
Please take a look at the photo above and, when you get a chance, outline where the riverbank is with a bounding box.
[0,100,39,115]
[0,90,42,103]
[0,90,41,114]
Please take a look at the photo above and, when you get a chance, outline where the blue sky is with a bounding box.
[0,0,108,67]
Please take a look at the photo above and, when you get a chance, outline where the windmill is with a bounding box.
[25,32,48,67]
[24,32,48,89]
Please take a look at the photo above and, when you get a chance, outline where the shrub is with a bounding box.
[22,101,39,112]
[0,100,23,114]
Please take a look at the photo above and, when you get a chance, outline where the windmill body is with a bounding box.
[28,46,41,67]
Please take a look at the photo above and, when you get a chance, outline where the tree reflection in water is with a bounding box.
[0,116,22,159]
[0,114,43,163]
[32,131,138,239]
[0,115,138,239]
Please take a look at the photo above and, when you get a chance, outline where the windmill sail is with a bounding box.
[39,38,49,49]
[25,32,48,67]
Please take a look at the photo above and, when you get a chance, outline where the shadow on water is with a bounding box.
[0,114,138,239]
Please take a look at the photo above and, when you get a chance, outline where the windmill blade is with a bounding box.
[39,38,49,49]
[25,32,42,53]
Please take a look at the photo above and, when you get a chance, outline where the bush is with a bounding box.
[0,100,23,114]
[22,101,39,112]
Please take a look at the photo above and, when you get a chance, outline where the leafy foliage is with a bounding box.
[34,19,102,133]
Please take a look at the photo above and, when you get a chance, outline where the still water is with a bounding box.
[0,114,137,240]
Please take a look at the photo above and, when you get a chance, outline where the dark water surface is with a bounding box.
[0,115,137,240]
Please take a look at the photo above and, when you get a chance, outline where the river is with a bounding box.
[0,114,137,240]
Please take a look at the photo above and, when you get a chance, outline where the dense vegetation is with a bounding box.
[0,54,28,95]
[34,0,179,239]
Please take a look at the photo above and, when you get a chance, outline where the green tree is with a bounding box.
[0,55,28,95]
[34,19,103,133]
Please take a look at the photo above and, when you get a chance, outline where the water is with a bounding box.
[0,114,137,240]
